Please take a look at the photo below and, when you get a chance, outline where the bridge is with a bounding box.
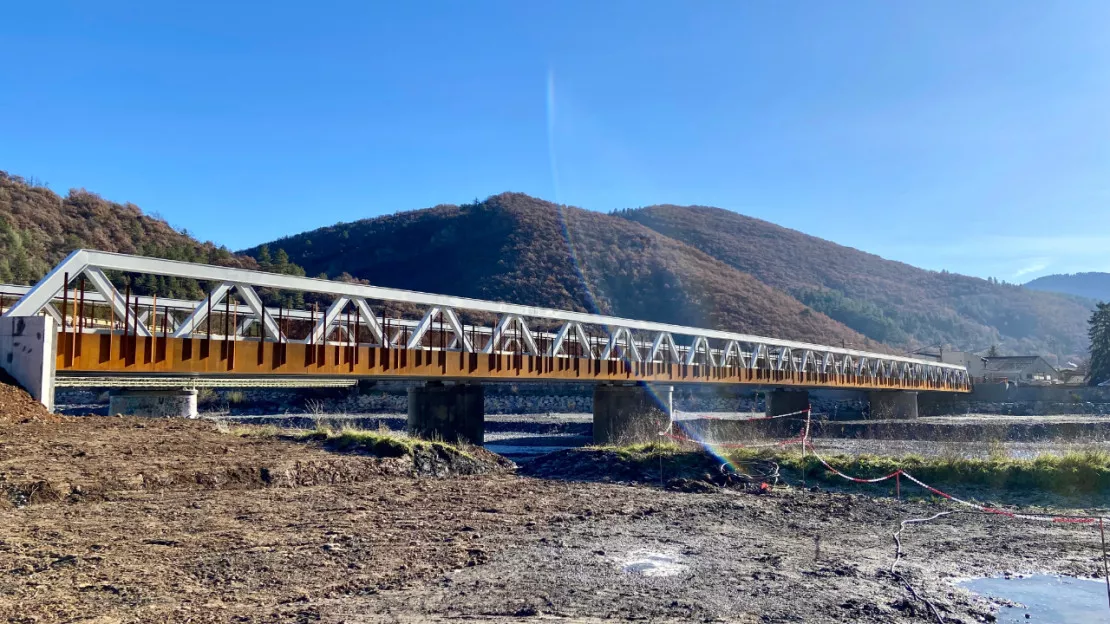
[0,250,970,444]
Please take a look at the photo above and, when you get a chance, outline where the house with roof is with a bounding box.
[912,349,987,379]
[981,356,1059,384]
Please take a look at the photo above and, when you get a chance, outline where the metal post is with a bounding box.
[123,283,131,361]
[308,304,316,364]
[149,295,156,363]
[77,275,86,331]
[69,279,78,364]
[107,288,115,362]
[60,272,69,355]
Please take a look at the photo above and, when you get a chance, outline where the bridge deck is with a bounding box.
[56,334,970,391]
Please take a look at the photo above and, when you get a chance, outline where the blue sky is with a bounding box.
[1,1,1107,281]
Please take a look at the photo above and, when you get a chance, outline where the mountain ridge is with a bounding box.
[0,170,1092,360]
[0,171,306,303]
[244,192,881,349]
[1025,272,1110,303]
[616,204,1092,360]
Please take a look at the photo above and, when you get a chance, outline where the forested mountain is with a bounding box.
[1026,273,1110,303]
[617,205,1092,358]
[2,169,1091,360]
[244,193,880,348]
[0,171,305,301]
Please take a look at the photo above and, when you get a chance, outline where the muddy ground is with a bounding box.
[2,409,1109,622]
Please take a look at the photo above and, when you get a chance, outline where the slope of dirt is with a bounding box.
[0,416,508,509]
[0,375,61,424]
[1,416,1106,623]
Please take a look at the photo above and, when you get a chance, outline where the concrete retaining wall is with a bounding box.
[922,384,1110,416]
[0,316,56,410]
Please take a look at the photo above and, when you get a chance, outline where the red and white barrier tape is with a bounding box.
[804,441,1101,524]
[671,407,812,422]
[661,430,807,450]
[896,470,1098,524]
[661,414,1104,525]
[804,443,903,483]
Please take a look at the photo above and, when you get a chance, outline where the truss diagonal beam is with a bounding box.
[307,297,351,344]
[234,284,284,341]
[352,298,388,347]
[172,283,230,338]
[84,267,152,337]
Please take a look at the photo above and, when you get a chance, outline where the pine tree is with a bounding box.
[256,244,272,268]
[1087,302,1110,386]
[986,344,999,358]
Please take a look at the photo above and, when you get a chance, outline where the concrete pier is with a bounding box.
[592,383,672,445]
[109,389,199,418]
[0,316,56,411]
[407,382,484,444]
[766,389,809,417]
[869,391,919,419]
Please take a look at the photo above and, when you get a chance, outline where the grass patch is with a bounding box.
[593,441,683,459]
[223,421,471,459]
[731,447,1110,495]
[292,424,472,460]
[228,424,283,438]
[590,442,1110,495]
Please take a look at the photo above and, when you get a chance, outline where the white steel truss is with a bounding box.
[1,250,970,386]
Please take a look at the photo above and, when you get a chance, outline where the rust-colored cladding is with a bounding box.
[56,334,972,392]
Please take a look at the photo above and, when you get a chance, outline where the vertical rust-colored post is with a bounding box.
[131,290,139,361]
[77,276,86,328]
[278,306,286,366]
[107,289,115,362]
[308,304,315,364]
[344,304,351,365]
[69,279,78,364]
[77,276,86,362]
[223,294,232,369]
[149,295,157,363]
[60,272,70,364]
[123,283,131,363]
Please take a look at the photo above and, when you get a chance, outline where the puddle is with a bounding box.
[620,551,687,577]
[958,575,1108,623]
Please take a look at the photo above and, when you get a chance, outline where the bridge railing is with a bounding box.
[1,250,970,388]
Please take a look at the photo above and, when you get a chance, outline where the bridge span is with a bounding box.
[0,250,969,444]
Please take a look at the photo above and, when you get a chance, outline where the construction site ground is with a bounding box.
[2,389,1108,622]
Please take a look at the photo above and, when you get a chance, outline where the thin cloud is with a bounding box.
[1013,260,1049,279]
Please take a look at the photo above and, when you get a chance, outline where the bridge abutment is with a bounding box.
[766,389,809,417]
[109,389,198,418]
[407,382,484,444]
[0,316,56,411]
[592,383,672,445]
[869,391,918,419]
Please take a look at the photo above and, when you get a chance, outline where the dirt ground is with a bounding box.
[2,400,1109,622]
